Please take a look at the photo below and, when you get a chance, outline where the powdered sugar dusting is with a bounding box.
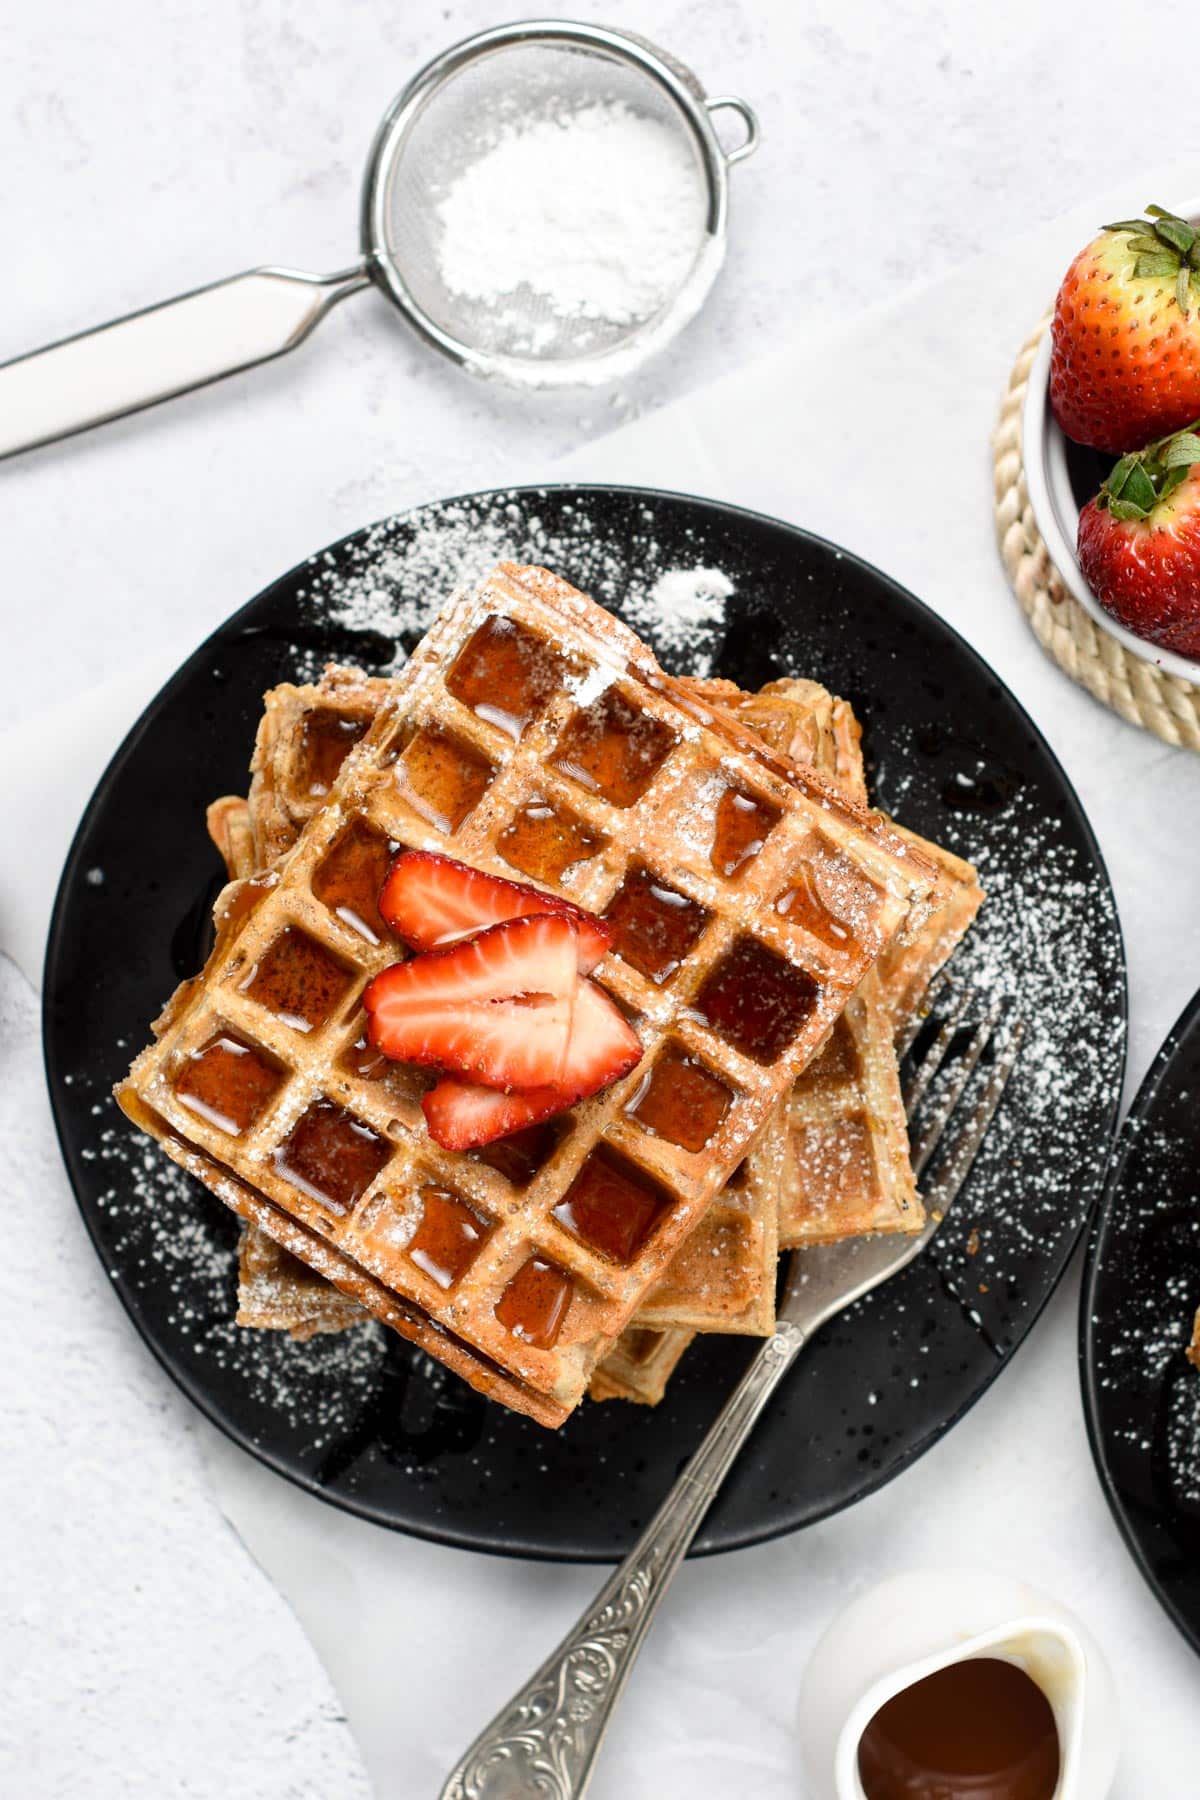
[625,566,734,674]
[433,101,705,355]
[293,492,734,680]
[91,1126,387,1447]
[1088,1047,1200,1516]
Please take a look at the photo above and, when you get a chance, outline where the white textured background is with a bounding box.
[5,4,1200,1796]
[10,0,1200,727]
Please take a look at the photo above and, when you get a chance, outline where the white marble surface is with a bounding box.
[9,0,1200,729]
[6,4,1200,1796]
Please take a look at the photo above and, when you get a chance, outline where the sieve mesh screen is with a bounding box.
[379,41,711,366]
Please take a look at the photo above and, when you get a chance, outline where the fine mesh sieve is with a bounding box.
[367,24,756,383]
[0,20,758,458]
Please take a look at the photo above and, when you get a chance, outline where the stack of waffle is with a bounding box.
[118,563,982,1424]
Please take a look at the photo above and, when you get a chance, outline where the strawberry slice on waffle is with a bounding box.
[422,981,642,1150]
[379,849,611,970]
[367,853,641,1146]
[364,913,580,1090]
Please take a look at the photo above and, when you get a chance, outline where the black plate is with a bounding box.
[44,485,1126,1561]
[1081,990,1200,1656]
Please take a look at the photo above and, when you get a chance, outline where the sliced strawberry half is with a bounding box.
[363,913,579,1089]
[379,849,611,970]
[422,1080,569,1151]
[421,979,643,1150]
[559,980,643,1094]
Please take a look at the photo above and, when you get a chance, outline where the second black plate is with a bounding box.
[1082,989,1200,1657]
[44,485,1126,1560]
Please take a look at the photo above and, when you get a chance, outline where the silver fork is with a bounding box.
[439,989,1024,1800]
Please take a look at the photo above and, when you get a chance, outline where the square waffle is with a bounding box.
[118,563,942,1426]
[216,709,782,1357]
[239,675,783,1337]
[217,661,977,1357]
[214,659,978,1383]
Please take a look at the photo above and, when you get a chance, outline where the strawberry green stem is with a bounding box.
[1102,204,1200,313]
[1100,418,1200,520]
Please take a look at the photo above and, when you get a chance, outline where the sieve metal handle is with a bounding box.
[704,96,760,165]
[0,264,371,461]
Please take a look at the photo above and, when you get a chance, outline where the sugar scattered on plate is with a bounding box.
[77,493,1137,1503]
[624,566,734,669]
[296,491,734,676]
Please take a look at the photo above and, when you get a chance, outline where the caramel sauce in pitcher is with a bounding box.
[857,1657,1060,1800]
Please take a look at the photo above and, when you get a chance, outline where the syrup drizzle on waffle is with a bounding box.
[118,564,944,1426]
[213,655,983,1402]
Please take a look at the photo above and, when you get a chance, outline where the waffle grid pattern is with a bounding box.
[120,565,938,1423]
[215,681,785,1353]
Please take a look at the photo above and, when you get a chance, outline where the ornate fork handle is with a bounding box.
[439,1321,808,1800]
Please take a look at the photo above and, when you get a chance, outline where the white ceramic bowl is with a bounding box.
[1021,317,1200,686]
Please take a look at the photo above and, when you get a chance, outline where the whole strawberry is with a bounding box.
[1076,422,1200,656]
[1051,205,1200,451]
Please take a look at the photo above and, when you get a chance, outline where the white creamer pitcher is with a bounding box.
[797,1569,1120,1800]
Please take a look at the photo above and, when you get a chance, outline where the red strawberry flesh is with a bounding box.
[363,913,579,1089]
[422,1080,569,1151]
[421,980,643,1150]
[379,849,611,971]
[1050,206,1200,452]
[1077,438,1200,656]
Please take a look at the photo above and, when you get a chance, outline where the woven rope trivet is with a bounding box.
[992,313,1200,750]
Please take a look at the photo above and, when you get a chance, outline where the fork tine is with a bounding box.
[902,982,977,1111]
[920,1016,1026,1214]
[909,997,1004,1180]
[894,968,950,1061]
